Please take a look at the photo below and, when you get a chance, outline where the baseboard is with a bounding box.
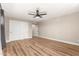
[6,37,32,43]
[39,36,79,46]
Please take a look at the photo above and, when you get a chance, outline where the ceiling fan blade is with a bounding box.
[28,11,36,15]
[28,13,35,15]
[39,15,42,18]
[40,13,47,15]
[33,15,37,18]
[40,12,47,15]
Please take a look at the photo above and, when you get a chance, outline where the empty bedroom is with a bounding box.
[0,3,79,56]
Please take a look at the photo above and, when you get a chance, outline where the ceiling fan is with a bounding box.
[28,8,47,18]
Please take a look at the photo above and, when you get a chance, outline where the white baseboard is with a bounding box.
[6,37,32,43]
[39,36,79,46]
[6,36,79,46]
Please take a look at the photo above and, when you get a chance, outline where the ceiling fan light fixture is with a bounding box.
[35,16,40,18]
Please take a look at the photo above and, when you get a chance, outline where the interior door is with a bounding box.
[9,20,29,41]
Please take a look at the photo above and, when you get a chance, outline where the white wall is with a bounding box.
[38,13,79,44]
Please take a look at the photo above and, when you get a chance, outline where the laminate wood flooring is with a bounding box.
[3,37,79,56]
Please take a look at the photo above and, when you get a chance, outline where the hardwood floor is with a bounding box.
[3,37,79,56]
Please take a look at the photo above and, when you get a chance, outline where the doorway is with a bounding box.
[32,24,38,37]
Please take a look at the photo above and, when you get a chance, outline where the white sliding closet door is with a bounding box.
[9,20,29,41]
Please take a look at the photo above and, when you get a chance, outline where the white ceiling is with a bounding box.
[1,3,79,22]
